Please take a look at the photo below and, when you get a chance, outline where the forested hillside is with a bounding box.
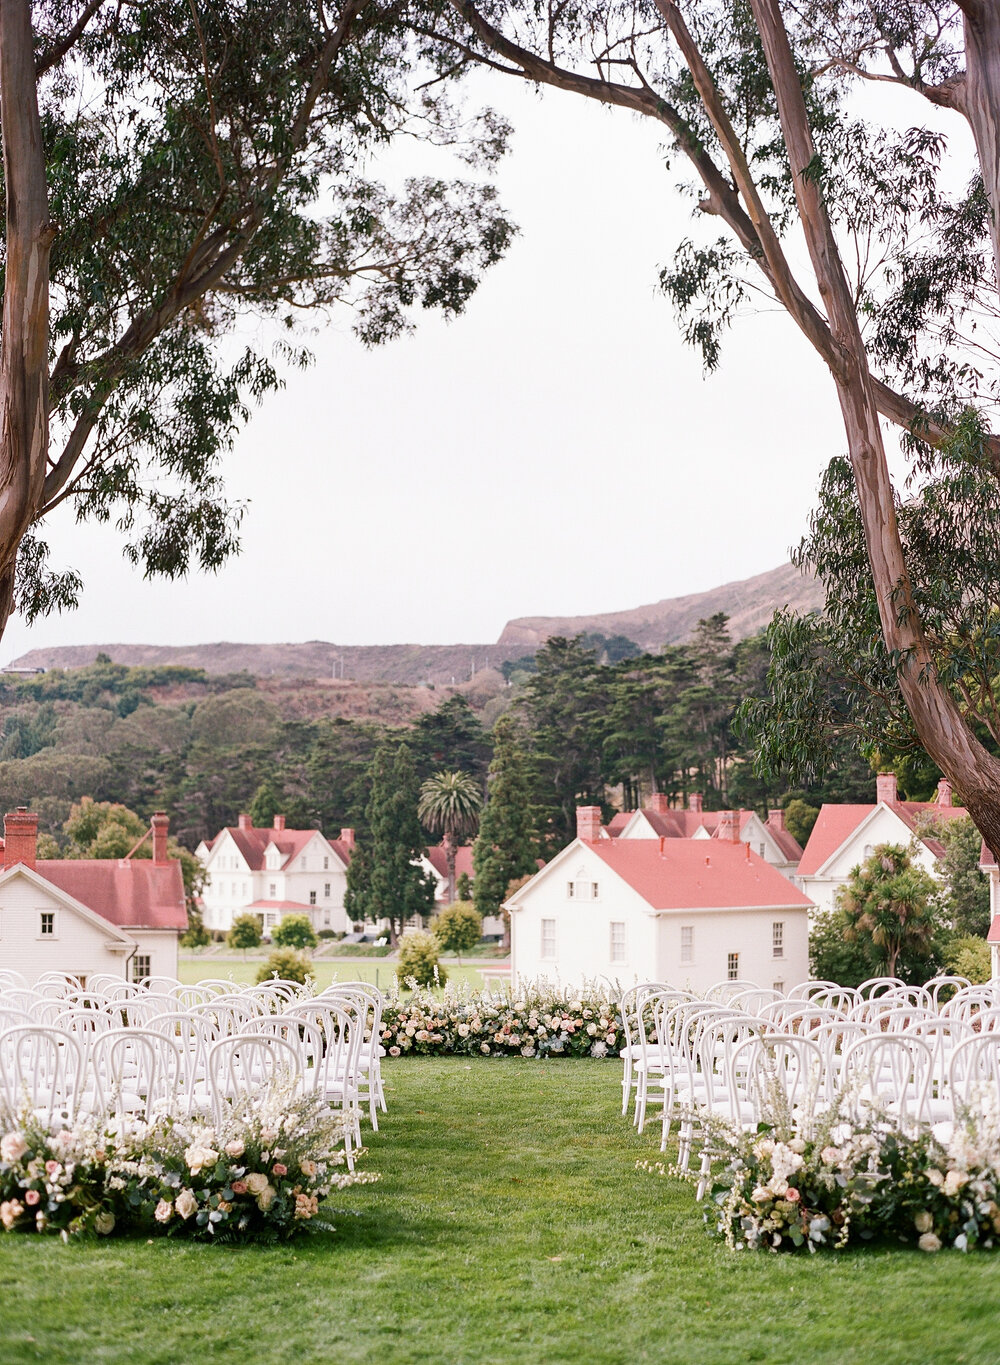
[0,617,927,855]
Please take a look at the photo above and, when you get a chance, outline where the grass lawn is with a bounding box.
[2,1058,999,1365]
[178,955,488,992]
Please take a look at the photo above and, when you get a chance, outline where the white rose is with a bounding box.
[918,1232,942,1253]
[943,1170,967,1197]
[224,1139,245,1159]
[244,1172,270,1195]
[931,1121,954,1146]
[0,1133,28,1163]
[184,1144,219,1175]
[94,1211,116,1236]
[820,1147,842,1165]
[175,1188,198,1220]
[257,1184,277,1211]
[751,1186,772,1203]
[914,1211,934,1234]
[789,1138,807,1155]
[154,1199,174,1223]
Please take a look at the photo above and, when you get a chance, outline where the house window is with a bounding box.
[758,843,766,858]
[727,952,739,981]
[573,880,598,901]
[39,911,55,937]
[566,882,574,899]
[300,857,307,870]
[269,882,276,898]
[772,922,784,958]
[680,926,694,964]
[324,883,331,898]
[323,857,329,871]
[309,890,317,906]
[541,919,557,959]
[609,921,626,962]
[131,954,152,984]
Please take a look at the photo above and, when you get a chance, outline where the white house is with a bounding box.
[797,773,967,917]
[506,805,813,992]
[978,843,1000,979]
[196,814,355,936]
[615,793,803,883]
[0,808,186,985]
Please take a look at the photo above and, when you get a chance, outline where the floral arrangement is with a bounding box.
[380,980,624,1059]
[0,1084,377,1242]
[645,1086,1000,1254]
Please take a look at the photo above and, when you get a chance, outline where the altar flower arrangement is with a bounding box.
[379,980,624,1059]
[0,1110,116,1237]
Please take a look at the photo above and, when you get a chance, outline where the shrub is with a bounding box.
[396,930,446,987]
[944,934,992,985]
[272,913,318,950]
[227,913,262,954]
[431,902,482,960]
[255,947,313,986]
[180,908,211,949]
[455,872,472,902]
[317,928,338,940]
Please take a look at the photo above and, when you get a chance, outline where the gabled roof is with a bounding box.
[604,812,631,839]
[988,914,1000,944]
[0,864,139,944]
[764,819,805,863]
[212,824,334,873]
[424,843,475,882]
[510,836,810,913]
[34,859,187,931]
[798,800,967,877]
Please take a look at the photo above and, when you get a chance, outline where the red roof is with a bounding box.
[798,801,967,877]
[425,843,475,882]
[583,838,811,911]
[41,859,187,931]
[988,915,1000,944]
[213,824,345,872]
[246,899,315,912]
[604,813,631,838]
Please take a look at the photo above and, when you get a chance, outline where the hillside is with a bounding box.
[8,561,823,682]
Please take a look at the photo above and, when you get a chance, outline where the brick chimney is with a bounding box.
[688,792,703,814]
[340,827,355,850]
[876,772,898,805]
[3,808,38,869]
[767,808,785,831]
[936,780,953,808]
[576,806,602,843]
[273,814,286,832]
[716,810,739,842]
[647,792,669,816]
[151,811,170,865]
[238,812,252,831]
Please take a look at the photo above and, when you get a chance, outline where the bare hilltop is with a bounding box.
[9,561,822,685]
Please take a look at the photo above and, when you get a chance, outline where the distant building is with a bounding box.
[797,773,966,916]
[613,793,803,883]
[0,808,186,984]
[196,814,355,936]
[506,805,813,991]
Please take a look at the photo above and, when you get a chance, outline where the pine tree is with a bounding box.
[346,741,436,943]
[473,716,539,927]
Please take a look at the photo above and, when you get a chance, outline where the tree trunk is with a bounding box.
[750,0,1000,864]
[0,0,52,637]
[962,3,1000,289]
[444,831,456,905]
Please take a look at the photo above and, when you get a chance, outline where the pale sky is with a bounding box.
[4,75,908,665]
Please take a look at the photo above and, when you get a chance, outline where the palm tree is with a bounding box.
[418,770,483,905]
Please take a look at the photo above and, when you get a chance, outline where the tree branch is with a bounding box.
[35,0,106,76]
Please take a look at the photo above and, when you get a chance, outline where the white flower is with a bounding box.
[184,1144,219,1174]
[154,1199,174,1223]
[244,1172,270,1195]
[256,1183,277,1211]
[820,1147,842,1165]
[224,1139,245,1159]
[751,1186,772,1203]
[94,1211,116,1236]
[932,1121,954,1146]
[918,1232,942,1253]
[0,1132,28,1163]
[926,1168,945,1188]
[943,1170,967,1198]
[175,1188,198,1220]
[914,1211,934,1234]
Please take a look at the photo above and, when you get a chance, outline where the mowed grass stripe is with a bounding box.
[1,1058,999,1365]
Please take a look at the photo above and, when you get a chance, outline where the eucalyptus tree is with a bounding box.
[0,0,515,633]
[421,0,1000,853]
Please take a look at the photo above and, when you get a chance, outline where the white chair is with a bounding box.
[207,1033,303,1128]
[949,1034,1000,1112]
[87,1029,181,1121]
[0,1025,84,1126]
[840,1034,934,1134]
[284,1000,364,1169]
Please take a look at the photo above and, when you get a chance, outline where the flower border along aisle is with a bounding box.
[646,1091,1000,1255]
[0,1084,377,1242]
[379,981,624,1058]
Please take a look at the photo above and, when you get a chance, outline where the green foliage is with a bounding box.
[272,913,318,951]
[455,871,471,902]
[473,714,540,919]
[247,776,284,829]
[255,947,314,986]
[914,814,991,938]
[12,2,517,621]
[783,799,820,847]
[943,935,992,986]
[345,742,436,938]
[227,913,263,954]
[837,843,943,979]
[418,771,483,842]
[431,903,482,960]
[396,931,446,988]
[808,909,877,990]
[180,906,211,950]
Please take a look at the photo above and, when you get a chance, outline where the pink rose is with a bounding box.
[273,1163,288,1177]
[24,1189,40,1206]
[231,1180,248,1195]
[785,1187,800,1203]
[45,1160,60,1176]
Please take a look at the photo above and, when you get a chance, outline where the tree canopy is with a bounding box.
[0,0,515,634]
